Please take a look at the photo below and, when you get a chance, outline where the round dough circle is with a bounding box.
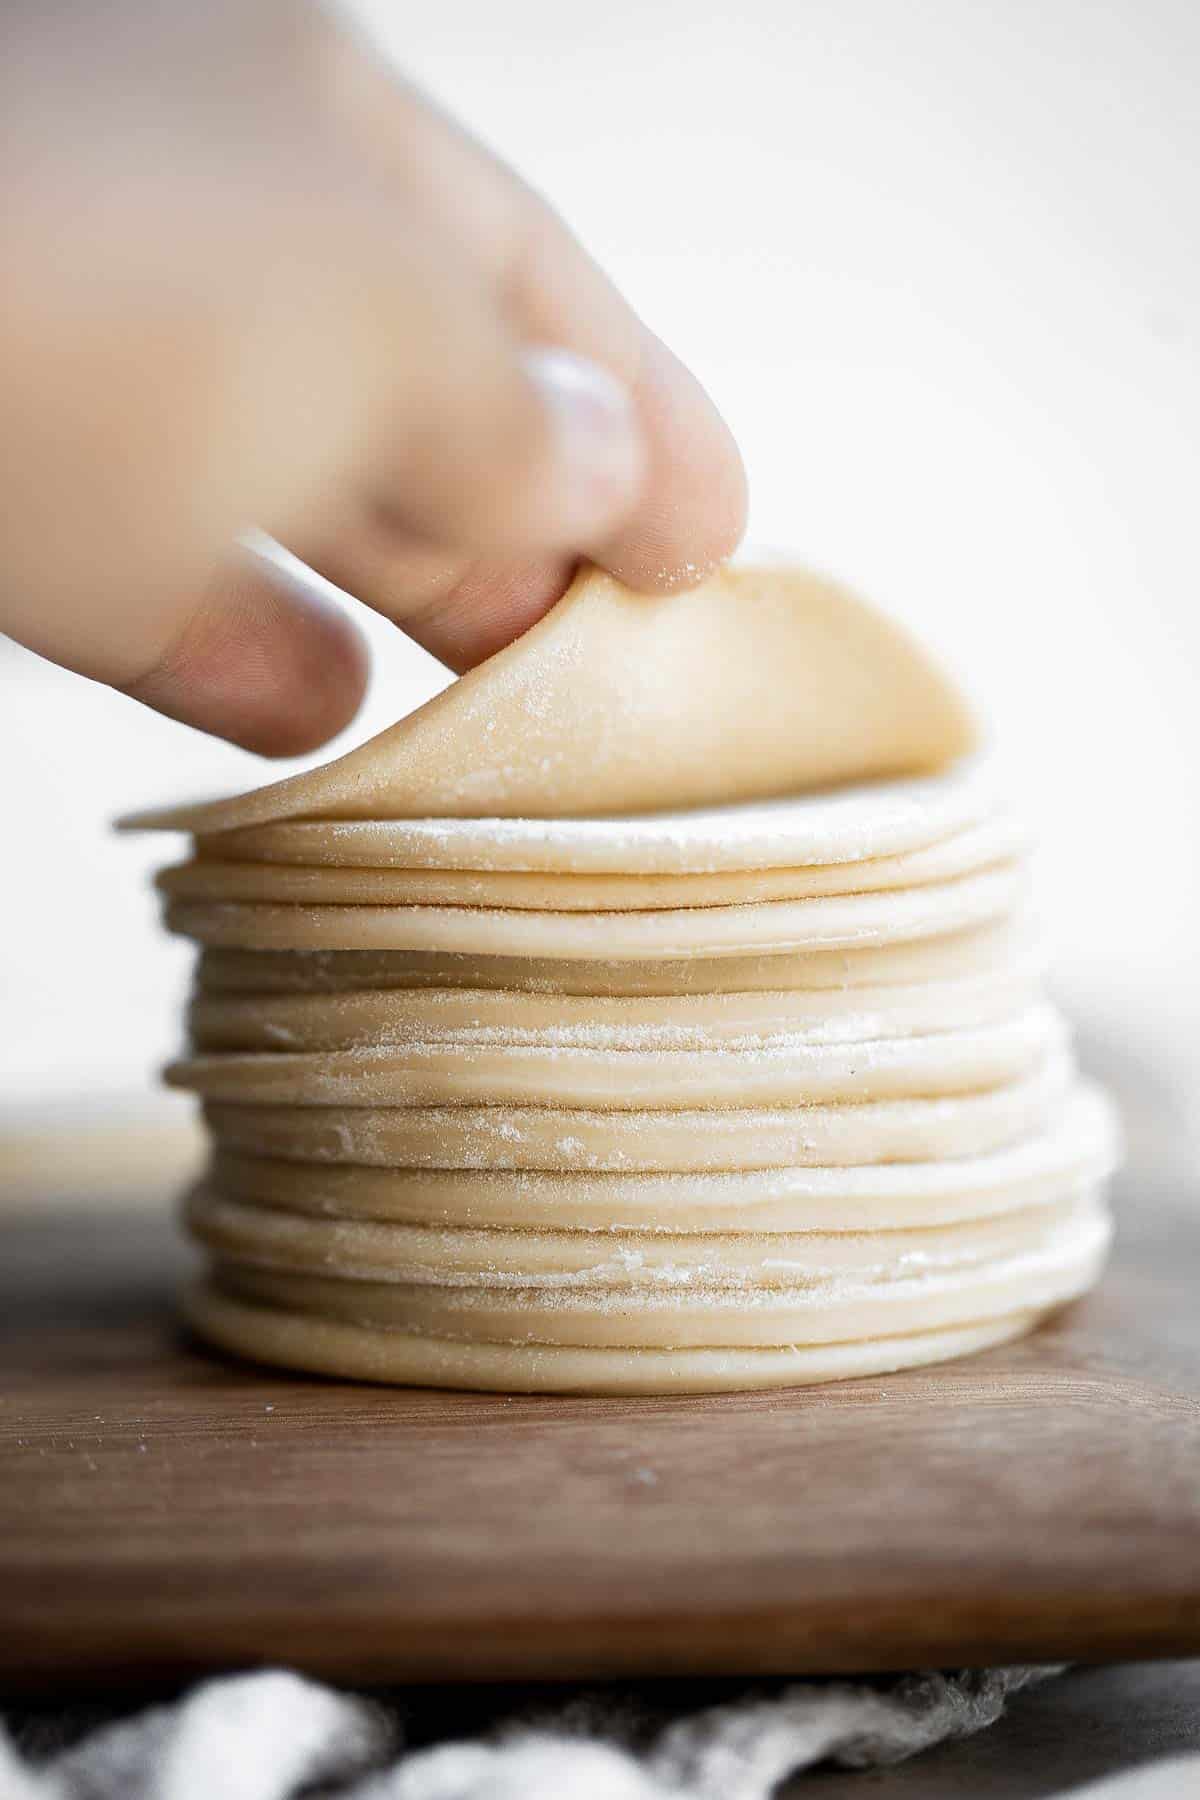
[169,1006,1064,1111]
[185,1184,1100,1290]
[205,1084,1117,1230]
[177,756,999,874]
[207,1197,1110,1345]
[203,1054,1072,1172]
[164,866,1024,959]
[162,816,1024,910]
[194,917,1038,999]
[186,1280,1045,1394]
[187,960,1046,1054]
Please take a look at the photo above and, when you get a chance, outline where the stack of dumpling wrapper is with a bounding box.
[134,565,1118,1393]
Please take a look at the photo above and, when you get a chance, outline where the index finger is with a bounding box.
[505,195,748,592]
[333,39,748,591]
[297,52,746,665]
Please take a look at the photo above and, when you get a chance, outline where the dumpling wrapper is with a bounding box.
[183,1286,1050,1395]
[123,563,977,832]
[200,1084,1118,1231]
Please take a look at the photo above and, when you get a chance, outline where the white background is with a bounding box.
[3,0,1198,1137]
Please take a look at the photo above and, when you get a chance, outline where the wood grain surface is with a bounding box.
[1,1168,1198,1693]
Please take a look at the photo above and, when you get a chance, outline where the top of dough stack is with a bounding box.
[130,564,1119,1394]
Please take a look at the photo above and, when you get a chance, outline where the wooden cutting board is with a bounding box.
[2,1167,1199,1693]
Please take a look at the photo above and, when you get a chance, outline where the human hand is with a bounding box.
[1,0,746,754]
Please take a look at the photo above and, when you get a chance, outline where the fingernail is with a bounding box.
[523,346,645,536]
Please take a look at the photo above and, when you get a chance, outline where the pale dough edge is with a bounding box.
[185,1279,1054,1395]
